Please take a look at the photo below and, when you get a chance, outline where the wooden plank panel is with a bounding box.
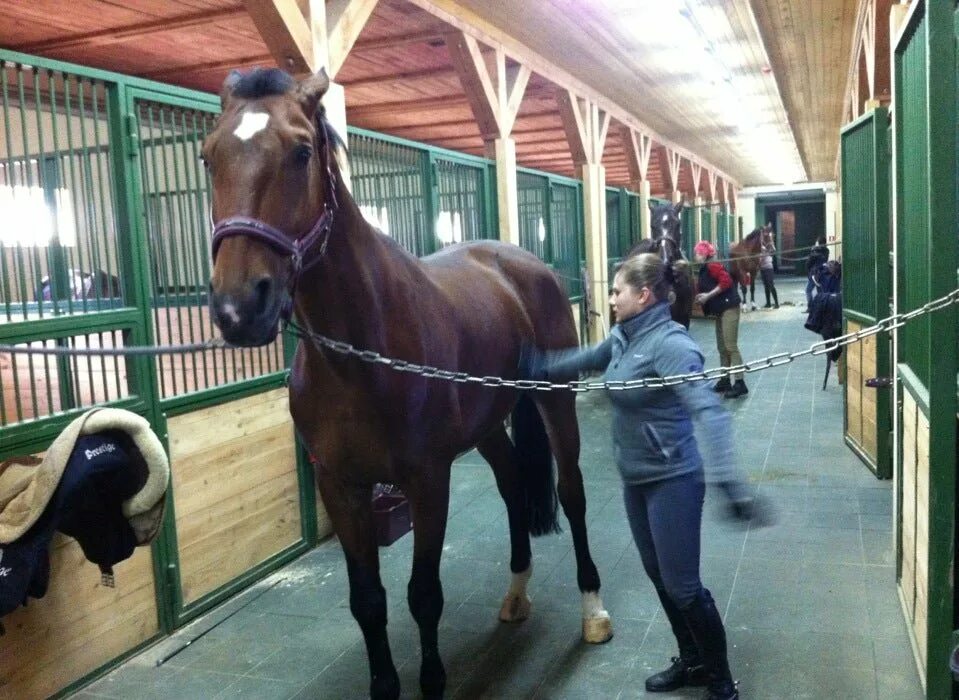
[179,489,300,603]
[172,423,293,505]
[168,389,303,604]
[900,391,918,620]
[862,414,878,459]
[847,401,863,446]
[845,323,863,447]
[915,582,928,669]
[175,451,296,544]
[0,535,158,699]
[168,390,291,458]
[860,335,877,459]
[913,408,930,670]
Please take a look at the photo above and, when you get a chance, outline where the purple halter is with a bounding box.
[210,114,339,320]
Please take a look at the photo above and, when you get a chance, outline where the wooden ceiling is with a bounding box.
[0,0,859,193]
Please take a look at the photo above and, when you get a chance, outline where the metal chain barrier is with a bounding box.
[285,286,959,393]
[4,286,958,392]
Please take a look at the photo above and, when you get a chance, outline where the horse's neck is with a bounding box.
[294,180,425,346]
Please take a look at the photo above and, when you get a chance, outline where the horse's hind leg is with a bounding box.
[533,391,613,644]
[315,473,399,699]
[405,468,452,699]
[476,427,533,622]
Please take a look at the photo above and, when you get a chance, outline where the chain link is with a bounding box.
[285,286,959,393]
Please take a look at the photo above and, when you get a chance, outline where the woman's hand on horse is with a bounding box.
[695,293,709,305]
[517,342,549,381]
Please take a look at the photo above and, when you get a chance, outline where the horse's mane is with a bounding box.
[230,67,295,99]
[229,67,348,160]
[743,228,761,243]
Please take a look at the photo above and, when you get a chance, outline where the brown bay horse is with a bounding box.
[623,201,693,328]
[728,227,766,311]
[204,68,611,699]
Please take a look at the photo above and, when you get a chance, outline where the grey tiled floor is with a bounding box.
[77,280,923,699]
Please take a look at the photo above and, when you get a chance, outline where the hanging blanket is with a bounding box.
[0,408,169,619]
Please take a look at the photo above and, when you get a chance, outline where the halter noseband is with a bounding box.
[210,113,339,320]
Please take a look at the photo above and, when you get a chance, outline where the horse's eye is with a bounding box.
[294,144,312,166]
[199,154,211,172]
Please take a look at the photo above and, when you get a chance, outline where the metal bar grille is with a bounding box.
[135,98,284,399]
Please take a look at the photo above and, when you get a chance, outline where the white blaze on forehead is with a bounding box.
[233,111,270,141]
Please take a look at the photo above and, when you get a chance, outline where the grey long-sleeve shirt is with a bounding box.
[542,301,742,489]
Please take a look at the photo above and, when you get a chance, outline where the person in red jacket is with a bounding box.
[693,241,748,399]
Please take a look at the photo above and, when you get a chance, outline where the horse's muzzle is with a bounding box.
[210,282,284,347]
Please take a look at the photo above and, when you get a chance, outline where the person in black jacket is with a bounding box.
[804,236,829,309]
[693,241,747,399]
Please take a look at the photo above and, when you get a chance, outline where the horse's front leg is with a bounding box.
[316,470,399,700]
[405,467,452,699]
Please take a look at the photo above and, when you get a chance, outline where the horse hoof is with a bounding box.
[498,592,532,622]
[582,611,613,644]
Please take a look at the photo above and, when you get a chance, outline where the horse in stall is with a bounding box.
[622,201,693,328]
[728,227,765,311]
[204,68,611,700]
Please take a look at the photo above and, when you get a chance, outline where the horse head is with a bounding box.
[648,201,684,260]
[204,67,340,347]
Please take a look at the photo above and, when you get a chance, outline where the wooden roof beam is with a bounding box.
[243,0,316,74]
[404,0,738,190]
[659,146,682,196]
[556,89,609,166]
[690,162,702,198]
[242,0,377,77]
[327,0,380,77]
[622,126,653,183]
[445,31,531,140]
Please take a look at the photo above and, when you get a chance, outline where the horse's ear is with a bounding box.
[672,201,684,215]
[298,68,330,118]
[220,70,242,108]
[648,201,656,212]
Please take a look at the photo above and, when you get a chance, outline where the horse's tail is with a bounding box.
[511,393,561,537]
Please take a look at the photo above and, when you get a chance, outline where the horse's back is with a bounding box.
[423,240,577,344]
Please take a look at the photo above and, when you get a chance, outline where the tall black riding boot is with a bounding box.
[645,588,707,692]
[680,589,738,700]
[772,287,779,308]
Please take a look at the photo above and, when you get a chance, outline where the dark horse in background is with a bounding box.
[204,68,611,699]
[622,200,693,328]
[729,227,765,312]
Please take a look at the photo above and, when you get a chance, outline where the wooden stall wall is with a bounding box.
[0,530,159,699]
[898,391,930,671]
[168,388,302,604]
[844,321,880,464]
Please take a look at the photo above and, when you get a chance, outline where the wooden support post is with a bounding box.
[710,203,719,246]
[446,31,530,245]
[558,88,610,342]
[707,170,718,245]
[694,196,704,244]
[638,179,651,239]
[485,139,520,245]
[622,125,653,240]
[242,0,380,192]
